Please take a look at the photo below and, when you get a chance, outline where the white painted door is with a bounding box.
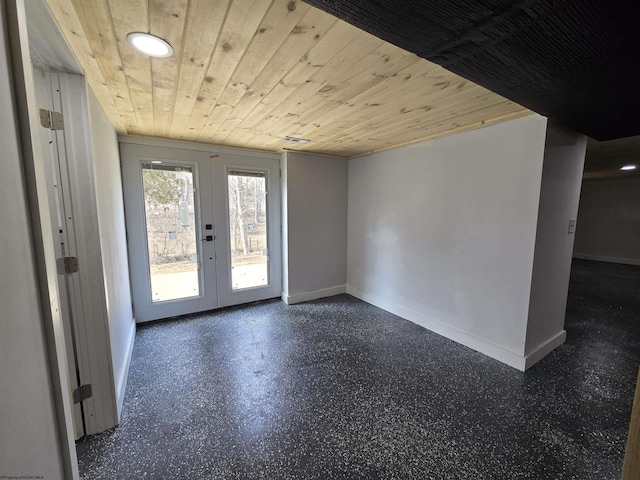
[122,145,281,321]
[212,154,281,307]
[121,144,218,322]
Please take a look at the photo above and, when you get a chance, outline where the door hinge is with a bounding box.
[39,109,64,130]
[56,256,79,274]
[72,384,92,404]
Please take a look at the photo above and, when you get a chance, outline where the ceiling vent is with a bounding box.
[283,136,310,144]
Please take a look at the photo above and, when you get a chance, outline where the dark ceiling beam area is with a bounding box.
[303,0,640,141]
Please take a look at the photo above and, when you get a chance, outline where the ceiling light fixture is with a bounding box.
[127,32,173,58]
[621,165,637,171]
[283,136,311,144]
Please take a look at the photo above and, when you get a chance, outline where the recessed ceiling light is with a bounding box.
[283,136,310,144]
[151,160,163,164]
[621,165,637,171]
[127,32,173,58]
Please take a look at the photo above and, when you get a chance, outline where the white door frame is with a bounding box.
[8,1,78,477]
[213,153,282,307]
[121,144,219,322]
[32,65,85,440]
[121,140,282,320]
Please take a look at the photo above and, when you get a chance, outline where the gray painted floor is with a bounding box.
[77,259,640,479]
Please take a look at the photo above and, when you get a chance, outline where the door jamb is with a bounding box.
[7,1,79,478]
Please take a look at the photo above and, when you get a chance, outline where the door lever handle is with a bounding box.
[201,235,213,242]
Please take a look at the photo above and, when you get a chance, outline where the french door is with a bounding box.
[121,143,281,322]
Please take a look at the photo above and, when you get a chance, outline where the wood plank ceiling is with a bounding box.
[44,0,530,158]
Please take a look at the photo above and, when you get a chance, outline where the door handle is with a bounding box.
[201,235,213,242]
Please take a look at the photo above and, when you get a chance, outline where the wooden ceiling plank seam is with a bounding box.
[267,90,499,152]
[229,58,426,149]
[210,20,369,145]
[304,88,525,151]
[224,6,338,102]
[201,0,313,140]
[251,42,424,145]
[300,65,455,131]
[259,58,445,144]
[69,0,140,134]
[169,0,234,139]
[197,4,338,143]
[256,60,450,149]
[179,0,274,143]
[148,0,190,138]
[44,0,127,133]
[233,131,281,150]
[264,89,514,154]
[217,26,376,145]
[106,0,155,135]
[307,85,497,143]
[341,108,531,158]
[316,104,526,155]
[237,73,478,151]
[296,80,492,144]
[229,28,393,136]
[206,6,339,141]
[366,99,526,143]
[310,101,528,156]
[261,39,415,126]
[184,0,275,141]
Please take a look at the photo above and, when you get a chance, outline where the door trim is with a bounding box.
[119,135,280,160]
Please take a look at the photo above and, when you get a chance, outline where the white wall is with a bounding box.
[573,176,640,265]
[0,2,65,477]
[347,115,549,368]
[87,88,135,417]
[281,151,348,304]
[525,122,586,365]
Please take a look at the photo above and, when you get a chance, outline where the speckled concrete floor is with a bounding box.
[77,259,640,479]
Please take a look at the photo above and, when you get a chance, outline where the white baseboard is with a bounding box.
[347,285,539,371]
[573,254,640,266]
[523,330,566,370]
[282,285,347,305]
[115,319,136,420]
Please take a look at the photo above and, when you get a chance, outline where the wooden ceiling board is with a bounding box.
[148,0,190,138]
[242,37,420,143]
[198,2,337,144]
[222,30,398,148]
[183,0,274,140]
[108,0,154,135]
[275,63,457,145]
[70,0,139,133]
[44,0,530,158]
[195,0,312,143]
[206,23,371,146]
[45,0,127,133]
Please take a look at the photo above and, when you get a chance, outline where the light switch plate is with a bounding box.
[568,218,576,234]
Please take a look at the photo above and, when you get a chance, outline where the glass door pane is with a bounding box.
[227,171,268,290]
[142,162,200,302]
